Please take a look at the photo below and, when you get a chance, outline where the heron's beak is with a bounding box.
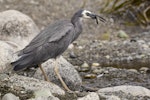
[89,13,106,24]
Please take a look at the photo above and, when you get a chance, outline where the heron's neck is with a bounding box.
[71,16,82,33]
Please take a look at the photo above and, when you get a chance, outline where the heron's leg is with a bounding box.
[54,59,72,92]
[38,64,50,82]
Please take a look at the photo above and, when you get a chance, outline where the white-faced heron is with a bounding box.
[11,9,106,92]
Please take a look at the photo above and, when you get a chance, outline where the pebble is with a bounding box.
[79,62,90,72]
[81,62,89,68]
[117,30,129,38]
[139,67,149,74]
[105,55,110,59]
[69,51,77,58]
[84,74,96,79]
[78,46,83,49]
[92,63,100,67]
[128,69,138,73]
[92,69,102,74]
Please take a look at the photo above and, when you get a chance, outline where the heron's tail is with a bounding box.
[11,55,34,71]
[11,61,26,71]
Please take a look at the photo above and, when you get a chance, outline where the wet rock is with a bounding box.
[0,10,39,39]
[2,93,20,100]
[0,74,65,99]
[34,56,82,91]
[98,85,150,99]
[77,92,99,100]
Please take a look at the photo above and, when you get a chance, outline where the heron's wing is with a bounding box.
[19,20,74,55]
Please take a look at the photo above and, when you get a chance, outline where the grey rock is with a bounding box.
[98,85,150,99]
[2,93,20,100]
[28,89,59,100]
[0,10,39,39]
[34,56,82,91]
[0,74,65,99]
[77,92,99,100]
[0,40,19,73]
[0,10,40,73]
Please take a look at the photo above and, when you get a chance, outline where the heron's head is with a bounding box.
[73,9,106,24]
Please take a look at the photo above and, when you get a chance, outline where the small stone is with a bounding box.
[105,55,110,59]
[2,93,20,100]
[78,68,90,72]
[92,69,102,74]
[92,63,100,67]
[69,51,77,58]
[97,74,104,78]
[84,74,96,79]
[104,70,109,74]
[68,44,74,49]
[139,67,149,73]
[142,44,149,49]
[81,62,89,68]
[117,30,129,38]
[79,62,90,72]
[128,69,138,73]
[78,46,83,49]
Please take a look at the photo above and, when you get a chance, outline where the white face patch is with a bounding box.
[82,10,92,18]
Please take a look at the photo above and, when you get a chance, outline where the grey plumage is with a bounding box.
[11,9,105,71]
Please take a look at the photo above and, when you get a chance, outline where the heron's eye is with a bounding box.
[86,12,90,16]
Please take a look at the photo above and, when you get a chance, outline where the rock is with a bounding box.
[0,74,65,99]
[29,96,59,100]
[140,67,149,74]
[81,62,89,68]
[29,89,59,100]
[34,56,82,91]
[0,40,19,73]
[78,62,90,72]
[117,30,129,38]
[98,85,150,99]
[91,63,100,67]
[84,74,96,79]
[0,10,39,40]
[0,10,40,73]
[2,93,20,100]
[77,92,99,100]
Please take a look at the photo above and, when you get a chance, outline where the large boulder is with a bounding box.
[34,56,82,91]
[0,10,39,39]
